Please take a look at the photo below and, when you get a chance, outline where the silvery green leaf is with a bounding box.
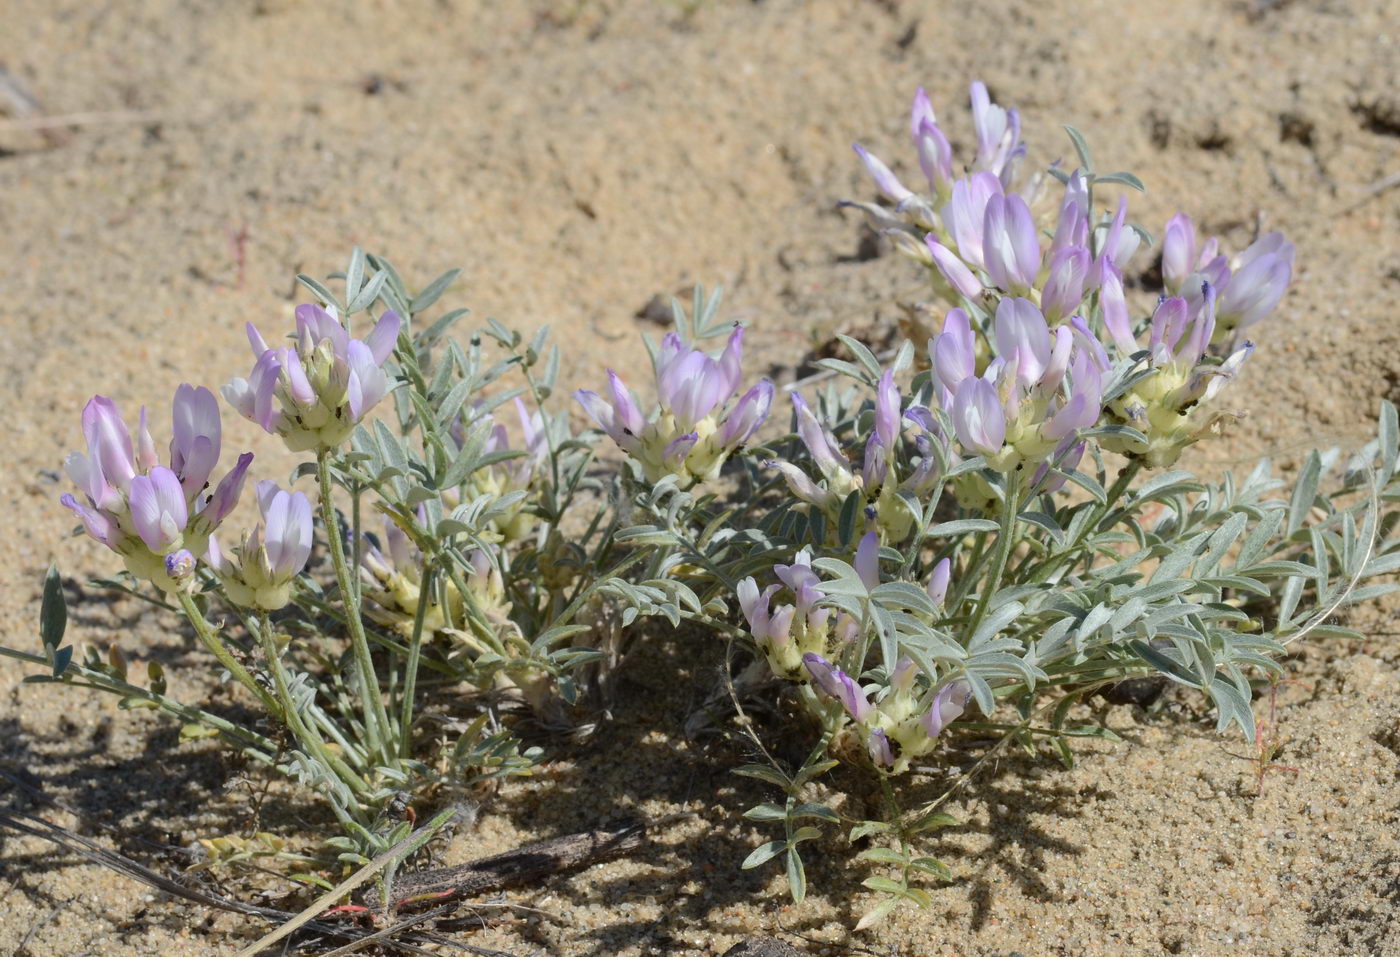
[1288,451,1322,535]
[1129,639,1201,686]
[420,308,471,348]
[1093,171,1146,192]
[347,269,388,315]
[871,582,936,616]
[743,804,787,822]
[926,519,999,537]
[1235,508,1283,570]
[787,848,808,904]
[1277,574,1305,627]
[483,318,518,348]
[1379,399,1398,483]
[835,334,883,380]
[411,268,462,314]
[296,273,342,311]
[837,489,862,546]
[441,419,492,489]
[964,671,996,715]
[614,526,680,547]
[1063,125,1093,170]
[814,358,868,383]
[1209,676,1255,738]
[344,247,366,305]
[969,601,1023,650]
[1077,603,1114,643]
[1197,511,1249,576]
[1063,468,1107,505]
[744,839,789,873]
[40,564,66,649]
[1046,166,1072,185]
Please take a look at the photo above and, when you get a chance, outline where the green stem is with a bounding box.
[317,450,397,768]
[175,590,281,717]
[966,473,1021,637]
[398,562,437,757]
[256,614,372,809]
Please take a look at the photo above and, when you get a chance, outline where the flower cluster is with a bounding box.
[208,481,313,612]
[61,387,253,591]
[739,532,969,773]
[225,304,401,452]
[769,370,945,542]
[575,327,773,487]
[844,86,1294,472]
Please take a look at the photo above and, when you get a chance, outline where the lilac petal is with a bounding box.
[891,655,918,693]
[1217,252,1291,332]
[65,451,118,511]
[1050,171,1090,257]
[874,369,900,451]
[364,311,402,366]
[202,451,253,526]
[1040,326,1073,392]
[1069,315,1111,372]
[60,493,119,548]
[942,171,1002,268]
[909,87,937,141]
[855,530,880,590]
[576,389,623,446]
[982,194,1040,292]
[1091,197,1130,284]
[246,322,271,358]
[915,119,954,195]
[1034,438,1087,494]
[1042,246,1090,323]
[867,728,895,768]
[170,384,221,479]
[802,652,873,723]
[1161,213,1197,293]
[1201,341,1255,403]
[719,379,774,447]
[248,351,284,432]
[606,371,646,439]
[281,348,316,406]
[1149,296,1191,358]
[852,144,912,203]
[135,407,159,471]
[666,350,725,428]
[662,432,699,471]
[951,377,1005,456]
[791,392,849,481]
[926,557,951,607]
[994,298,1051,383]
[969,81,1007,166]
[281,491,314,577]
[296,303,350,358]
[1042,392,1093,441]
[259,486,293,574]
[129,467,189,551]
[737,578,774,639]
[922,680,971,737]
[83,396,137,493]
[766,459,827,506]
[931,307,976,393]
[1178,282,1218,365]
[1099,267,1138,356]
[717,325,745,399]
[927,238,984,300]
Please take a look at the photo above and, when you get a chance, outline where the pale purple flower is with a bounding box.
[982,193,1041,293]
[225,304,401,452]
[852,143,914,205]
[951,377,1006,457]
[1099,266,1137,356]
[926,557,951,607]
[874,369,901,452]
[129,467,189,552]
[914,119,954,197]
[1050,171,1090,259]
[921,679,972,737]
[867,728,895,768]
[994,298,1052,384]
[1216,234,1293,333]
[931,307,977,395]
[61,388,253,588]
[1033,439,1086,495]
[1041,246,1091,323]
[575,326,772,486]
[942,171,1003,268]
[854,530,880,590]
[969,82,1023,182]
[1161,213,1197,294]
[927,238,985,301]
[803,652,873,723]
[209,481,312,612]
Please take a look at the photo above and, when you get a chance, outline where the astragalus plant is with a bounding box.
[9,80,1400,929]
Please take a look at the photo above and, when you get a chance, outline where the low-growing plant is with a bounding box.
[9,80,1400,930]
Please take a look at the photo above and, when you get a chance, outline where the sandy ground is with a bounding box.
[3,0,1400,953]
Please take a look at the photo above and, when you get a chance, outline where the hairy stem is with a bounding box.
[316,449,397,769]
[175,590,281,717]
